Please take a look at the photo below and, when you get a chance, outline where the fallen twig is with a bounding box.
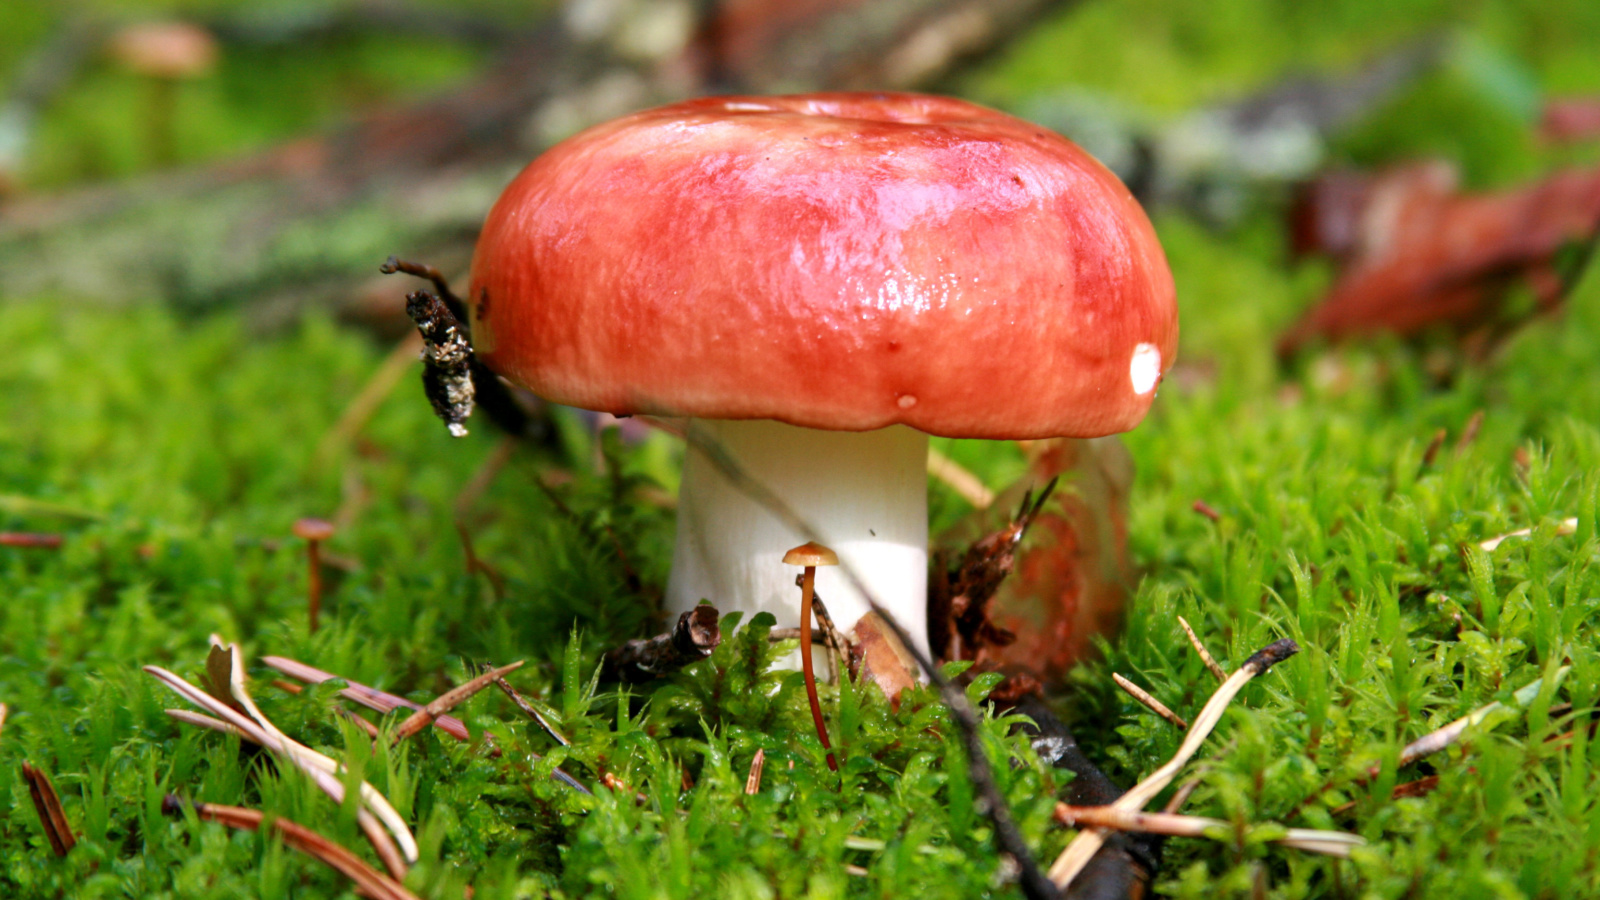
[1112,673,1188,730]
[1053,804,1362,857]
[1294,667,1568,817]
[392,660,523,743]
[1331,775,1440,816]
[0,532,63,549]
[21,761,75,857]
[312,332,424,468]
[1479,516,1579,551]
[261,655,471,741]
[148,648,416,874]
[211,640,412,872]
[1177,616,1227,683]
[598,606,720,683]
[0,495,102,521]
[1048,639,1300,889]
[1401,667,1568,769]
[483,668,569,747]
[163,797,419,900]
[928,445,995,509]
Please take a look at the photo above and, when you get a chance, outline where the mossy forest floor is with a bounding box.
[3,1,1600,897]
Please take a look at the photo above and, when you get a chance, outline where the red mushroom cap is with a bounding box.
[468,92,1177,439]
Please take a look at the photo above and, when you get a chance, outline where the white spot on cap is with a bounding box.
[897,394,917,409]
[1130,343,1161,395]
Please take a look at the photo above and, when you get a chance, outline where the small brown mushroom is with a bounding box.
[292,518,336,633]
[786,541,839,771]
[107,22,219,166]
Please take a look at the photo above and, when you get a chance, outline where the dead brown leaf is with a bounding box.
[1281,161,1600,356]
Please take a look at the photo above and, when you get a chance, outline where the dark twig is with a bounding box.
[380,256,466,320]
[479,665,569,747]
[1010,694,1161,899]
[680,422,1062,900]
[21,762,75,857]
[599,606,721,683]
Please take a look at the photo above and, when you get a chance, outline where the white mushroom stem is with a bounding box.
[666,419,931,665]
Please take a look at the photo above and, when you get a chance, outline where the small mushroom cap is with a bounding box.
[469,92,1177,440]
[783,541,839,567]
[109,22,219,80]
[292,517,336,542]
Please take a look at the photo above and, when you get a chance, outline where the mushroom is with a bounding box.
[467,93,1176,663]
[107,21,219,166]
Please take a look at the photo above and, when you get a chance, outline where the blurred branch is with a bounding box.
[0,0,1069,329]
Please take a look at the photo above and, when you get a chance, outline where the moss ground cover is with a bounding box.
[3,1,1600,897]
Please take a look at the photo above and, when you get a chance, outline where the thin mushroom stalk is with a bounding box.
[786,541,840,771]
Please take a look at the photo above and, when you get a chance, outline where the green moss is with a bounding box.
[4,0,1600,896]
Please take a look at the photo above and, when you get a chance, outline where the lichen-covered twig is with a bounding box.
[405,289,475,437]
[1048,639,1300,889]
[599,606,721,683]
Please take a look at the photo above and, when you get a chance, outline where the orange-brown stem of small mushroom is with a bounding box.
[294,518,335,633]
[786,541,838,772]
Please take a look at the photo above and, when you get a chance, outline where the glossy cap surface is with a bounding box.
[469,92,1177,439]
